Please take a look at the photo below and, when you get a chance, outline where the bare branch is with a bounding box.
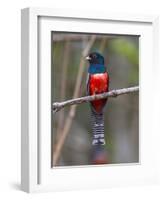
[56,39,70,141]
[53,86,139,113]
[52,36,96,166]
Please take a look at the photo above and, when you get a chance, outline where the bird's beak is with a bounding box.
[85,56,91,61]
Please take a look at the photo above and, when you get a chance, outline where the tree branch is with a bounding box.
[56,38,70,141]
[53,86,139,113]
[52,36,96,166]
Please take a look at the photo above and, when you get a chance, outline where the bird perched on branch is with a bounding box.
[86,52,109,147]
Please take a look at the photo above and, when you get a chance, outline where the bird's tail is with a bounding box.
[91,110,105,145]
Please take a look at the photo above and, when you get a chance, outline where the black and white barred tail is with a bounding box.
[91,110,105,145]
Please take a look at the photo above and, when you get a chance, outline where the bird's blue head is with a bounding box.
[86,52,106,74]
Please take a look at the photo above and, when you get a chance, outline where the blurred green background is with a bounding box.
[52,33,139,167]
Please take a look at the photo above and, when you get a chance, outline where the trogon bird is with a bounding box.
[86,52,109,147]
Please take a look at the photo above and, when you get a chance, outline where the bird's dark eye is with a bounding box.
[93,54,97,58]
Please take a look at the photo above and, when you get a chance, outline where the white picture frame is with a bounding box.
[21,7,159,193]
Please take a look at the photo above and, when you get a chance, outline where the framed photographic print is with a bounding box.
[21,8,159,193]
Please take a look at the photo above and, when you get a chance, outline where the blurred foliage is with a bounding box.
[111,38,138,65]
[52,33,139,166]
[110,38,139,84]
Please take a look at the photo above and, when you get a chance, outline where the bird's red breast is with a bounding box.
[89,72,109,113]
